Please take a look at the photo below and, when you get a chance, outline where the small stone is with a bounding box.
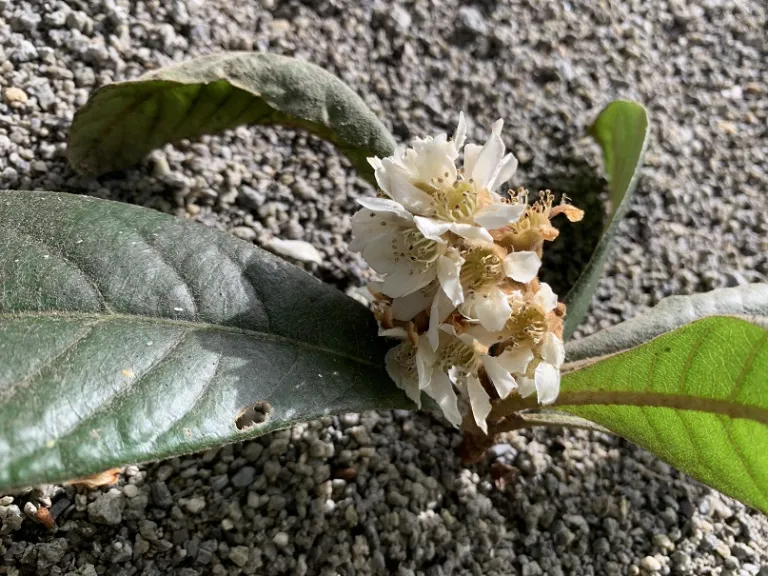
[732,543,755,560]
[457,6,487,35]
[151,481,174,508]
[270,19,291,34]
[714,541,732,559]
[87,493,125,525]
[670,551,692,572]
[242,442,264,461]
[659,508,678,526]
[390,5,412,30]
[640,556,662,572]
[603,517,619,541]
[23,501,38,519]
[593,537,610,554]
[231,466,256,488]
[122,484,140,498]
[0,505,23,534]
[273,531,290,547]
[11,41,38,63]
[653,533,674,552]
[210,474,229,491]
[37,538,68,568]
[229,546,250,567]
[240,185,266,208]
[182,497,206,514]
[230,226,256,241]
[345,505,359,526]
[4,88,28,104]
[152,154,171,178]
[521,561,543,576]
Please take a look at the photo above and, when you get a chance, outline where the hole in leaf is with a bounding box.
[235,401,272,431]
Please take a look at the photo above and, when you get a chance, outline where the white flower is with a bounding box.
[417,326,529,433]
[354,199,466,299]
[460,287,518,332]
[367,114,525,237]
[456,245,541,333]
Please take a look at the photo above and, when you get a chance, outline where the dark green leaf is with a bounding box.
[563,101,649,339]
[67,52,395,184]
[0,191,410,491]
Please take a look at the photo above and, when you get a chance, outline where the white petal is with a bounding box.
[487,153,519,192]
[425,371,462,427]
[437,251,465,306]
[517,375,536,398]
[362,233,399,274]
[496,345,534,375]
[541,333,565,368]
[466,376,491,434]
[414,216,452,242]
[382,266,436,298]
[428,289,455,351]
[472,120,505,190]
[386,162,434,214]
[473,203,526,230]
[439,323,459,337]
[534,282,558,313]
[357,197,414,221]
[379,327,408,338]
[481,355,517,399]
[367,156,383,171]
[473,286,512,332]
[416,339,436,391]
[534,362,561,405]
[503,251,541,283]
[449,223,493,243]
[453,112,467,151]
[392,285,436,321]
[463,324,506,347]
[385,344,421,408]
[463,143,482,177]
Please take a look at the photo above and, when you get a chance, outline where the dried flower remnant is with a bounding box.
[351,114,582,434]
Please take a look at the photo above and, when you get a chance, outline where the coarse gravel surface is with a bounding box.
[1,0,767,575]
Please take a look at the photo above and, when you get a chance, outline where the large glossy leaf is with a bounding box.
[67,52,395,184]
[563,101,649,339]
[0,190,410,491]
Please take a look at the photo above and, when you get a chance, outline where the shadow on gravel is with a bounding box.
[530,156,608,299]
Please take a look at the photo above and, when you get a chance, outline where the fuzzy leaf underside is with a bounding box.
[0,190,410,491]
[67,52,396,184]
[557,310,768,513]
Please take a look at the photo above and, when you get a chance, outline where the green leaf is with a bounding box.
[563,100,649,339]
[0,190,410,491]
[67,52,395,184]
[558,315,768,513]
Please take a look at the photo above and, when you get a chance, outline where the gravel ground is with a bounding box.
[1,0,767,575]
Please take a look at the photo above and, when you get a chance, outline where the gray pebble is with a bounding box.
[87,492,125,525]
[231,465,256,487]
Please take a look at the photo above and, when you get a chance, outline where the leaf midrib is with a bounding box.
[0,310,382,368]
[558,391,768,424]
[492,390,768,424]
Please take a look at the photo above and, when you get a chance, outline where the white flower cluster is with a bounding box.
[351,114,582,434]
